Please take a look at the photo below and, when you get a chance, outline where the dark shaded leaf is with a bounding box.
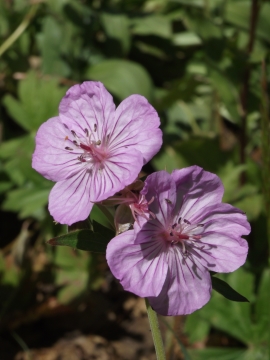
[212,276,249,303]
[48,226,114,253]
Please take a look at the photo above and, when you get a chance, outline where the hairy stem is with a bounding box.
[145,298,166,360]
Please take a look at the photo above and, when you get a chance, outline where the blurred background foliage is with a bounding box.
[0,0,269,359]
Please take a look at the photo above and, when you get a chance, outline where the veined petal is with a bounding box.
[32,117,82,182]
[141,171,176,226]
[106,230,168,297]
[92,149,143,202]
[189,203,251,237]
[172,166,224,219]
[59,81,115,140]
[148,246,211,315]
[48,169,93,225]
[189,232,248,273]
[108,95,162,164]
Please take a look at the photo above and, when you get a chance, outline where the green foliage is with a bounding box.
[0,0,269,356]
[87,59,153,101]
[186,268,269,359]
[211,276,249,303]
[48,222,114,253]
[3,72,67,132]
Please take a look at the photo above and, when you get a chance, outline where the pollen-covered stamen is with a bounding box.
[65,126,107,164]
[167,218,205,253]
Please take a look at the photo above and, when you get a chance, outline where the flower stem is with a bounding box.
[145,298,166,360]
[0,4,39,57]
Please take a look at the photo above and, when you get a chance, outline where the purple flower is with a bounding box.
[106,166,250,316]
[32,81,162,225]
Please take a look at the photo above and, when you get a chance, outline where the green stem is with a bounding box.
[145,298,166,360]
[0,4,39,57]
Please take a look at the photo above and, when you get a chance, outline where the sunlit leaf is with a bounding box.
[101,13,130,54]
[131,15,171,38]
[87,59,153,100]
[2,72,66,132]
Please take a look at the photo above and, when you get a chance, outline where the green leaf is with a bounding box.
[189,348,246,360]
[100,13,130,54]
[37,17,70,76]
[3,187,51,219]
[255,269,270,341]
[0,181,12,194]
[131,15,171,38]
[225,2,270,43]
[48,226,114,253]
[53,246,90,304]
[93,220,115,241]
[234,194,263,221]
[87,59,153,100]
[211,276,249,303]
[2,72,67,131]
[173,31,202,46]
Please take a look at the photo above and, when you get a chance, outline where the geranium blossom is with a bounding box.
[32,82,162,225]
[106,166,250,316]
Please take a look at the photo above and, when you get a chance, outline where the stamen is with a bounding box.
[165,198,172,204]
[80,144,93,152]
[78,155,86,162]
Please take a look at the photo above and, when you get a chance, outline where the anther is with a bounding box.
[178,217,182,223]
[65,147,73,151]
[184,219,191,225]
[84,128,89,136]
[94,124,97,132]
[165,198,172,204]
[73,140,78,146]
[95,140,101,145]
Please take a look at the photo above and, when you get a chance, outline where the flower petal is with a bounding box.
[59,81,115,140]
[141,171,176,226]
[106,230,168,297]
[32,117,83,182]
[108,95,162,164]
[148,246,211,315]
[93,148,143,201]
[189,232,248,273]
[172,166,224,220]
[48,169,94,225]
[190,203,251,237]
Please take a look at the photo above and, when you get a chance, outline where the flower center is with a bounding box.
[64,125,108,165]
[166,217,204,253]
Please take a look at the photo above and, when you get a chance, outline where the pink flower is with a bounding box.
[32,82,162,225]
[106,166,250,316]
